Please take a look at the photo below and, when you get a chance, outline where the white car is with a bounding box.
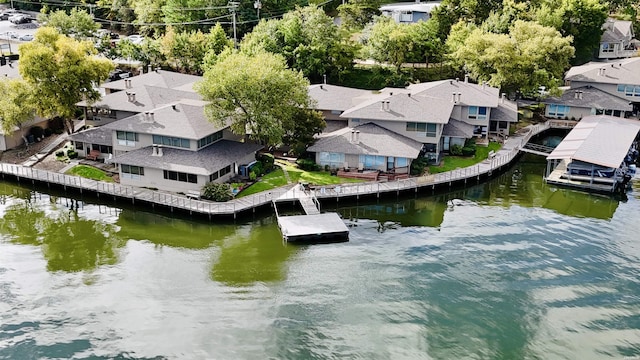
[126,34,144,45]
[19,34,33,41]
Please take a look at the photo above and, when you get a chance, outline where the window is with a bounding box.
[163,170,198,183]
[602,43,615,53]
[330,110,342,115]
[426,123,436,137]
[407,122,436,137]
[197,130,223,148]
[617,84,640,97]
[152,135,190,149]
[209,171,219,182]
[92,144,113,154]
[219,165,232,177]
[75,142,83,150]
[359,155,385,169]
[548,104,570,117]
[396,158,409,167]
[121,164,144,179]
[318,152,345,167]
[468,106,487,120]
[116,131,138,147]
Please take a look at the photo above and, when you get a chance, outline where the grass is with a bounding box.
[235,161,363,198]
[65,165,114,182]
[429,142,502,174]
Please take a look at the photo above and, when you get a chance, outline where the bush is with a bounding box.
[201,182,232,202]
[249,171,257,181]
[324,164,330,172]
[450,144,463,156]
[30,126,44,140]
[410,157,429,176]
[461,146,475,156]
[251,162,264,176]
[296,158,320,171]
[257,153,274,173]
[44,128,53,137]
[67,150,78,159]
[55,150,64,157]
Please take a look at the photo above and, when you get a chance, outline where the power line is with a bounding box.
[93,14,234,27]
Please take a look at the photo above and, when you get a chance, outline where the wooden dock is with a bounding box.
[0,120,561,219]
[273,184,348,242]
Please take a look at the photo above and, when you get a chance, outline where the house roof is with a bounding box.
[601,19,634,43]
[307,122,423,158]
[77,85,202,112]
[380,1,441,13]
[546,115,640,168]
[544,86,632,111]
[442,119,474,138]
[340,91,454,124]
[112,140,263,175]
[103,99,228,139]
[308,84,372,111]
[67,126,113,146]
[407,79,500,107]
[103,70,201,92]
[491,100,518,122]
[565,58,640,85]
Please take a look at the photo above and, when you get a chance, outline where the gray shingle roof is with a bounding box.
[544,86,632,111]
[442,119,474,138]
[103,99,228,139]
[307,122,423,158]
[77,85,202,112]
[112,140,263,175]
[565,58,640,85]
[67,127,113,146]
[490,101,518,122]
[308,84,372,111]
[103,70,201,92]
[340,92,454,124]
[407,79,500,107]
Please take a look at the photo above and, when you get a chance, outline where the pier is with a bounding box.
[0,120,565,219]
[273,184,349,242]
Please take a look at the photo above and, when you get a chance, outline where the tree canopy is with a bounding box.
[452,20,574,95]
[0,79,36,136]
[38,8,99,39]
[196,51,322,146]
[19,27,114,133]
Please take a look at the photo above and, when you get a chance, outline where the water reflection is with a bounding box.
[211,216,298,286]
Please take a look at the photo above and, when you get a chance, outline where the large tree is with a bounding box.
[337,0,381,30]
[196,51,321,146]
[19,27,114,134]
[240,5,355,82]
[364,16,413,71]
[0,78,36,142]
[452,20,574,95]
[37,8,100,39]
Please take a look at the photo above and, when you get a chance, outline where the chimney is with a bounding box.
[381,101,386,111]
[355,130,360,143]
[144,111,150,121]
[457,92,462,103]
[149,111,154,122]
[157,144,163,157]
[452,92,457,103]
[501,93,506,104]
[385,100,390,110]
[574,91,579,99]
[464,74,469,83]
[323,74,327,84]
[147,64,152,73]
[351,129,356,143]
[482,81,486,89]
[455,77,459,83]
[578,91,583,100]
[151,144,158,156]
[320,84,323,90]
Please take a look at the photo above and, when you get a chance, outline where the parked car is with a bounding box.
[9,14,32,24]
[1,31,18,40]
[126,34,144,45]
[108,69,132,81]
[18,34,33,41]
[0,9,18,20]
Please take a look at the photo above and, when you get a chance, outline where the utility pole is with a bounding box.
[228,2,240,49]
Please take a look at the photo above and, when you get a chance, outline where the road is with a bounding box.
[0,16,39,53]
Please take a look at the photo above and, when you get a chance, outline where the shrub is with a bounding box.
[67,150,78,159]
[324,164,330,172]
[258,153,274,173]
[249,171,257,181]
[450,144,463,156]
[44,128,53,137]
[410,157,429,176]
[30,126,44,140]
[296,158,320,171]
[55,150,64,157]
[251,162,264,176]
[461,146,475,156]
[201,182,232,202]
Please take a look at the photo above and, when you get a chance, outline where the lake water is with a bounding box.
[1,155,639,359]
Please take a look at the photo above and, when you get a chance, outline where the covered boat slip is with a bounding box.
[274,184,349,243]
[545,115,640,192]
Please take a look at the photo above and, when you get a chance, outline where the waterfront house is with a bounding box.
[336,78,517,163]
[380,1,441,24]
[307,122,423,179]
[542,86,633,120]
[564,57,640,116]
[598,19,638,60]
[307,84,371,132]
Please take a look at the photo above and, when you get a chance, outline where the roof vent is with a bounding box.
[172,104,177,110]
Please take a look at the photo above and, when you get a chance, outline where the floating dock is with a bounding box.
[274,184,349,243]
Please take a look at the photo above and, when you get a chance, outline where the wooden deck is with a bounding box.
[0,121,557,218]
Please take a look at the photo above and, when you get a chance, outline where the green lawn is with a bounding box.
[429,142,502,174]
[236,161,363,198]
[65,165,114,182]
